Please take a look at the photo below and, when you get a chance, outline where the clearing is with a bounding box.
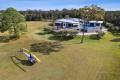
[0,21,120,80]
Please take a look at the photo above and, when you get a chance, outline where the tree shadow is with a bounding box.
[10,56,33,72]
[111,31,120,37]
[30,41,63,55]
[89,34,101,40]
[36,32,49,35]
[0,35,20,43]
[48,35,74,41]
[110,38,120,42]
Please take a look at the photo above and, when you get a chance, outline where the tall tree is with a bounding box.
[80,5,105,21]
[80,5,105,43]
[0,8,27,37]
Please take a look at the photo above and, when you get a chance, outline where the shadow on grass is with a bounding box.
[110,31,120,37]
[30,41,63,55]
[0,35,19,43]
[10,56,33,72]
[36,32,49,35]
[110,38,120,42]
[112,33,120,37]
[0,36,10,43]
[48,35,74,41]
[89,34,101,40]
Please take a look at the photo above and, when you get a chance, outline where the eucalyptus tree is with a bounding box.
[80,5,105,43]
[0,8,27,38]
[80,5,105,21]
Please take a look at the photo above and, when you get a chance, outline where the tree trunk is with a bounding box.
[80,30,85,43]
[13,26,17,36]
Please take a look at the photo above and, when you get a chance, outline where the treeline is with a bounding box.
[105,11,120,27]
[20,9,120,28]
[0,5,120,28]
[19,9,81,21]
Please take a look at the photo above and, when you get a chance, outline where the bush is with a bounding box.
[43,27,54,34]
[96,31,105,39]
[54,29,78,40]
[9,35,20,40]
[104,22,119,32]
[0,36,10,42]
[90,31,105,40]
[105,22,113,29]
[48,23,54,26]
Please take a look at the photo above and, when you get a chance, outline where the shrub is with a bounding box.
[0,36,10,42]
[90,31,105,40]
[96,31,105,39]
[54,29,78,40]
[48,23,54,26]
[104,22,116,31]
[43,27,54,34]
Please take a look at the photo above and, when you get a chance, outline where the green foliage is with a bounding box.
[48,23,54,26]
[105,11,120,30]
[0,7,27,38]
[104,22,114,31]
[97,31,105,39]
[43,27,54,34]
[54,29,78,40]
[30,41,63,54]
[0,36,10,42]
[80,5,105,20]
[104,22,120,32]
[90,31,105,40]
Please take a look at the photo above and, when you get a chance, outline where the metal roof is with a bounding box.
[89,21,103,23]
[56,18,80,24]
[55,18,103,24]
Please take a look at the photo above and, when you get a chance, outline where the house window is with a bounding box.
[73,25,78,27]
[68,23,73,27]
[89,23,95,27]
[55,23,62,26]
[96,23,100,26]
[66,23,73,28]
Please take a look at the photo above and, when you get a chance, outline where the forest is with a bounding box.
[21,9,120,31]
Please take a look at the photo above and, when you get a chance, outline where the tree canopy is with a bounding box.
[0,8,27,37]
[80,5,105,20]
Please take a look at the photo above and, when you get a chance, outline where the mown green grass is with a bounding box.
[0,21,120,80]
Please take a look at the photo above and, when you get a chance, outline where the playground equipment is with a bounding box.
[19,48,40,64]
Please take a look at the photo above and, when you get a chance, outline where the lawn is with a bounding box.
[0,21,120,80]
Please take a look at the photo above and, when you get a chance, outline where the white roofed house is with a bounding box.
[54,18,82,30]
[54,18,104,33]
[82,21,103,32]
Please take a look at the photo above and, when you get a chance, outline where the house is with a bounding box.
[54,18,103,32]
[83,21,103,32]
[54,18,83,30]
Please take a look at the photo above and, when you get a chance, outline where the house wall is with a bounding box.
[83,23,102,32]
[55,22,80,29]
